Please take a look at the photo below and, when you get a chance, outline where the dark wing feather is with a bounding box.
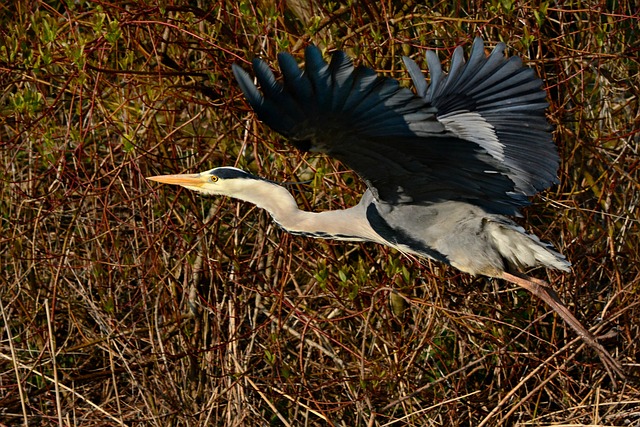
[232,40,558,215]
[403,37,558,196]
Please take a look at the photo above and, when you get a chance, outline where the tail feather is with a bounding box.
[486,219,571,272]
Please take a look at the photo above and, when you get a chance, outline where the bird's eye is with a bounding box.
[210,175,219,182]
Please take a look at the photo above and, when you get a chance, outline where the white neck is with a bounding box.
[227,179,383,243]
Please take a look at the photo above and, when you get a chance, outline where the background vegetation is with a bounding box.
[1,0,639,425]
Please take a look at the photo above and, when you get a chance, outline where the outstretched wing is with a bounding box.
[402,37,558,197]
[232,38,559,215]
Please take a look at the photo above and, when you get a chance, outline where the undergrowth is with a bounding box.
[1,1,639,426]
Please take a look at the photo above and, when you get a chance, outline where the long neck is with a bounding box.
[232,180,382,243]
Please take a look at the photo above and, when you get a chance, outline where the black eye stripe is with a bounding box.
[210,168,253,179]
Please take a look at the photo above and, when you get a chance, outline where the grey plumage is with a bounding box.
[231,37,569,275]
[149,38,624,380]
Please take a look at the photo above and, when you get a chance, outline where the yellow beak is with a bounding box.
[147,173,207,187]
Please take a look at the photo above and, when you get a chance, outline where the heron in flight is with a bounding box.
[148,38,623,379]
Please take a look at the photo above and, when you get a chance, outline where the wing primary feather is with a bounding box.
[424,50,443,102]
[232,63,264,109]
[451,37,488,90]
[437,45,466,99]
[252,59,281,98]
[304,45,332,110]
[402,56,428,98]
[278,52,313,104]
[328,50,356,111]
[233,62,299,136]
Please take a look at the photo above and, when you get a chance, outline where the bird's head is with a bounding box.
[147,166,262,197]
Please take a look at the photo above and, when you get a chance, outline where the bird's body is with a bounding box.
[366,197,568,277]
[149,38,624,379]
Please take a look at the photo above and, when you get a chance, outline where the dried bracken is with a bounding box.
[1,1,638,426]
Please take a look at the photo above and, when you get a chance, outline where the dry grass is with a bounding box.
[1,1,639,426]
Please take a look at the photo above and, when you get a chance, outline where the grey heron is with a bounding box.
[148,38,624,379]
